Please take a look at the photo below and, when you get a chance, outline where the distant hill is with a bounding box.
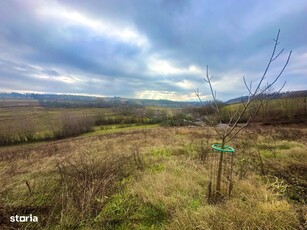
[0,92,200,108]
[2,90,305,108]
[225,90,307,105]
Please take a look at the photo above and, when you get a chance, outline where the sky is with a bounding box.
[0,0,306,101]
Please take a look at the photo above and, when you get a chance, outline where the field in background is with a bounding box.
[0,99,178,145]
[222,97,307,124]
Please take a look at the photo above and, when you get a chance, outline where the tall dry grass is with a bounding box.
[0,126,306,229]
[0,117,36,145]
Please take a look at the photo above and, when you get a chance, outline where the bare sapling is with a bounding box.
[196,30,292,201]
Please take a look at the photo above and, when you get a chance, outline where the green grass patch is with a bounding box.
[149,163,166,173]
[82,124,159,137]
[188,198,202,210]
[1,171,60,208]
[94,191,169,230]
[149,148,172,157]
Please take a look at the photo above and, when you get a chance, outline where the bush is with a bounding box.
[160,113,192,127]
[0,118,36,146]
[50,112,95,138]
[56,153,134,226]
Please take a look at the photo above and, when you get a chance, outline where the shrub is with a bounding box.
[50,112,95,138]
[0,118,36,145]
[56,152,134,226]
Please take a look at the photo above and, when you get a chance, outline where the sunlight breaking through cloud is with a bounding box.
[36,2,149,47]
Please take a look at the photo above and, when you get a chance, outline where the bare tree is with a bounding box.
[196,30,292,200]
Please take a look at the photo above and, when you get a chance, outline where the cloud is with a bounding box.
[0,0,306,101]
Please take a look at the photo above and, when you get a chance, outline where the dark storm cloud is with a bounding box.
[0,2,146,78]
[0,0,306,100]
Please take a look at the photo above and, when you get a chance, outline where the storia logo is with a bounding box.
[10,214,38,222]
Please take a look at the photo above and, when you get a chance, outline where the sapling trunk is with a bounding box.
[216,139,225,195]
[216,151,224,195]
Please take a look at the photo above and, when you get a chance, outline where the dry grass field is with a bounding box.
[0,101,169,146]
[0,125,306,229]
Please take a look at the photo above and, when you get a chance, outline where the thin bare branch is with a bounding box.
[254,29,281,95]
[199,30,291,147]
[272,48,284,61]
[195,88,205,107]
[243,76,252,96]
